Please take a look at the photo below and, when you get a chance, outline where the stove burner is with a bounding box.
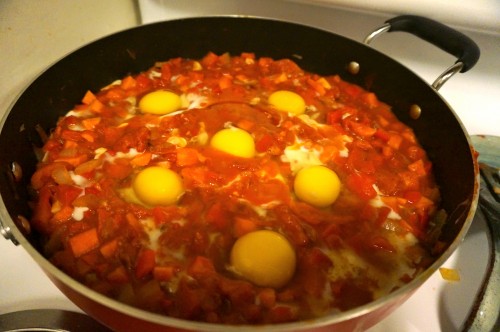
[464,135,500,331]
[0,309,111,332]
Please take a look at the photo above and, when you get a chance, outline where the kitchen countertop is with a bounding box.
[0,0,138,316]
[1,0,499,331]
[291,0,500,35]
[0,0,140,123]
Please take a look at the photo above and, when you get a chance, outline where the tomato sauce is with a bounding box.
[30,52,441,324]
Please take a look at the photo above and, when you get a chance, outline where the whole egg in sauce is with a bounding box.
[210,127,256,158]
[139,90,182,115]
[30,52,442,325]
[230,230,296,288]
[132,166,184,206]
[294,165,341,207]
[268,90,306,115]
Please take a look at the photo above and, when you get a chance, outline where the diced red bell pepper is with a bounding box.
[69,228,100,258]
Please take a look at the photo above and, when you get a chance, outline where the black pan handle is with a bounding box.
[385,15,480,73]
[364,15,480,90]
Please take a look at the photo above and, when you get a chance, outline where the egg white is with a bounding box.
[281,141,324,175]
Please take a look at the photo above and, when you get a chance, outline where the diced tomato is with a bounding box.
[255,133,274,152]
[368,235,396,253]
[60,130,84,142]
[307,78,326,95]
[99,239,118,259]
[201,52,219,67]
[188,256,215,277]
[152,206,182,226]
[349,121,377,138]
[218,278,255,308]
[107,266,129,283]
[322,223,342,249]
[387,134,403,150]
[51,205,73,222]
[362,92,379,108]
[161,63,172,81]
[102,160,132,179]
[407,145,425,160]
[382,146,394,158]
[105,88,126,100]
[135,249,156,279]
[242,179,290,205]
[175,279,205,319]
[81,90,96,105]
[218,75,233,90]
[81,130,97,143]
[399,171,420,191]
[80,251,99,267]
[344,84,362,97]
[233,217,258,237]
[241,52,255,60]
[120,76,137,90]
[130,152,152,167]
[346,173,377,200]
[274,206,309,246]
[290,202,326,225]
[81,117,101,130]
[89,98,104,113]
[125,213,142,231]
[347,148,376,174]
[135,74,152,91]
[153,265,178,281]
[404,191,422,204]
[56,184,82,206]
[181,166,220,189]
[205,202,228,230]
[176,147,200,167]
[374,128,390,141]
[257,288,276,309]
[326,109,343,124]
[269,306,297,323]
[408,159,427,176]
[113,127,150,152]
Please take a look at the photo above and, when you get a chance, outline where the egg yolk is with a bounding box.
[139,90,182,115]
[294,165,341,207]
[230,230,296,288]
[210,127,255,158]
[132,166,184,206]
[268,90,306,115]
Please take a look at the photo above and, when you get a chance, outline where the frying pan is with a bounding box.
[0,15,480,331]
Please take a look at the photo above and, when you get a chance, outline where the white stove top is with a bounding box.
[1,1,499,331]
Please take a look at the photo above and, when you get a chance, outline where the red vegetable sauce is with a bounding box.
[30,52,441,324]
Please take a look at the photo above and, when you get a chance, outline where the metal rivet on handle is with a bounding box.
[409,104,422,119]
[11,161,23,182]
[15,215,31,235]
[347,61,360,75]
